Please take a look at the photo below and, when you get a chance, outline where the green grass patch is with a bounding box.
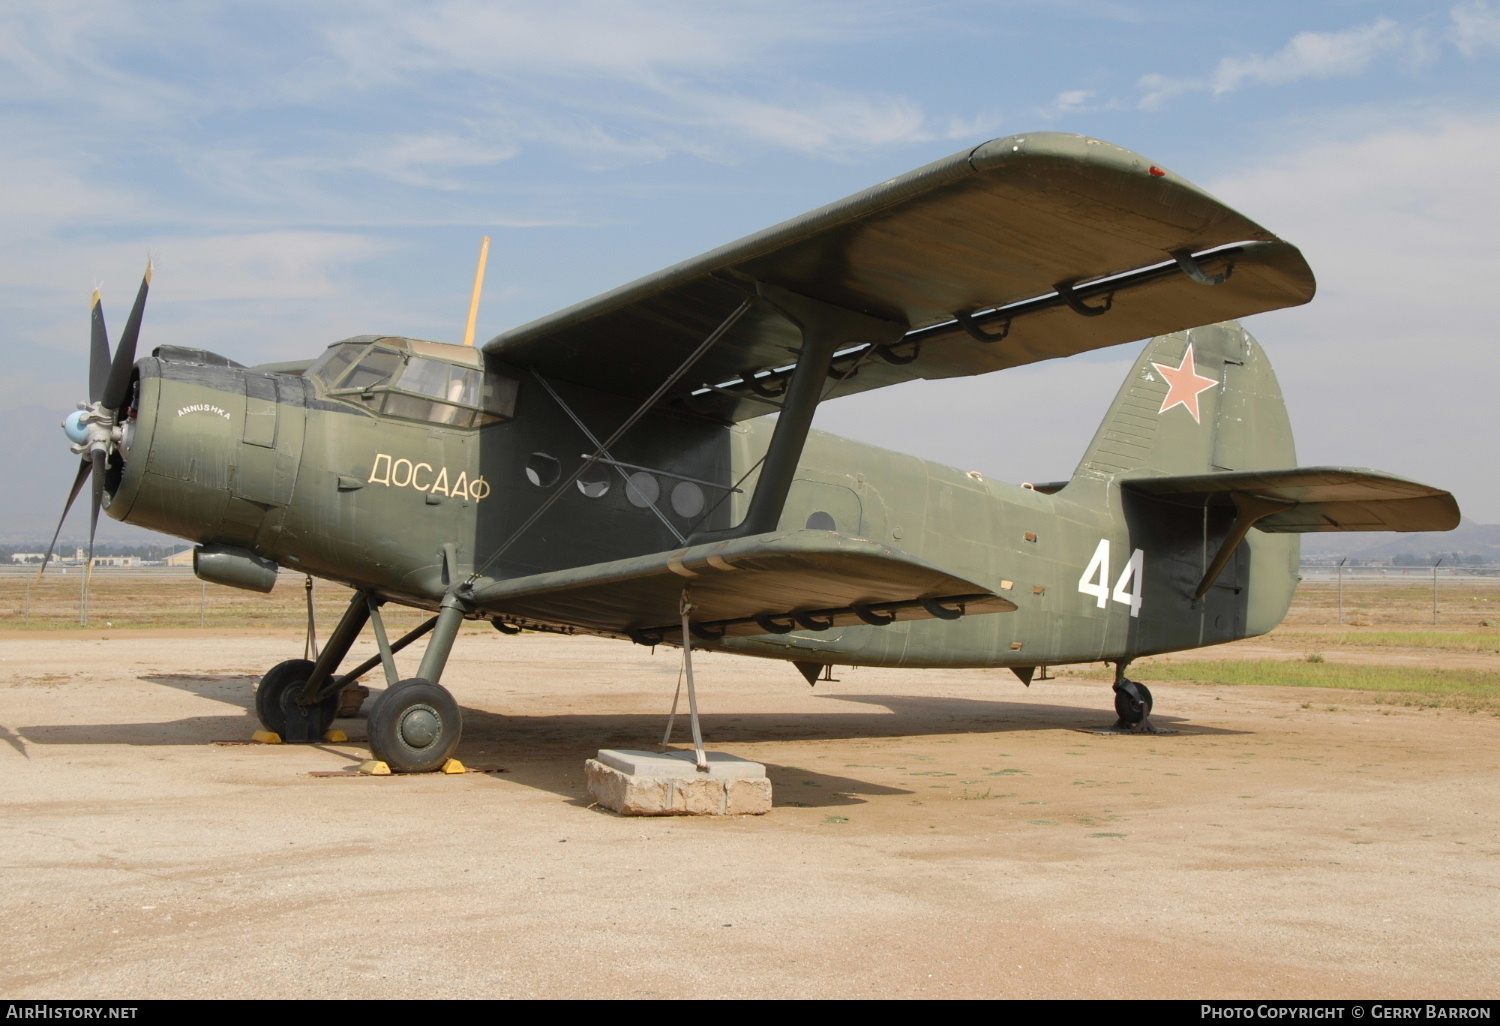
[1137,659,1500,713]
[1277,631,1500,652]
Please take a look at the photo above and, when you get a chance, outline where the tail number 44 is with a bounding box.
[1078,539,1144,618]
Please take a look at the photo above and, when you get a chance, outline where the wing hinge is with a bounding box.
[624,591,995,646]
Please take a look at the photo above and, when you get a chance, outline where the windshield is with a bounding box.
[306,342,365,386]
[317,342,519,427]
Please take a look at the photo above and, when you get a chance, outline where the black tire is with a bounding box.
[255,659,313,734]
[1113,679,1153,726]
[368,678,462,773]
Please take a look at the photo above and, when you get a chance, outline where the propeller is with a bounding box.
[38,264,152,578]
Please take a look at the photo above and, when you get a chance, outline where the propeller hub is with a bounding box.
[64,402,121,458]
[62,409,90,445]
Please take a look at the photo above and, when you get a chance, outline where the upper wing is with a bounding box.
[485,132,1315,421]
[468,528,1016,640]
[1122,467,1461,533]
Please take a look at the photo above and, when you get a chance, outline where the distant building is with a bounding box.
[165,548,195,567]
[9,553,45,563]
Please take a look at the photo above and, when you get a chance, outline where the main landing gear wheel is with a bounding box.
[1112,679,1155,732]
[368,678,462,773]
[255,659,340,741]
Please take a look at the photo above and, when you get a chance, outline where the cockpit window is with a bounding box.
[306,343,365,386]
[398,358,481,407]
[316,338,519,428]
[340,348,403,391]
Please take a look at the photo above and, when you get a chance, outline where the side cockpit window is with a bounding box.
[317,337,518,429]
[306,342,366,386]
[341,348,403,391]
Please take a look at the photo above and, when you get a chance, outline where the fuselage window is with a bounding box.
[625,472,659,508]
[526,452,561,488]
[671,481,705,518]
[577,464,610,498]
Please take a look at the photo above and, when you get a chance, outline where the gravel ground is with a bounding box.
[1,627,1496,999]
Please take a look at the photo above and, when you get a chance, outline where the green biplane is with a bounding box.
[47,132,1458,771]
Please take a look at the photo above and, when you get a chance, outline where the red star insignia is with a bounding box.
[1151,343,1218,423]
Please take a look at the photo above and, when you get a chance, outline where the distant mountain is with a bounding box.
[1297,520,1500,562]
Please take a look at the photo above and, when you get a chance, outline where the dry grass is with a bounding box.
[1133,658,1500,714]
[1275,631,1500,652]
[0,569,433,635]
[1282,577,1500,628]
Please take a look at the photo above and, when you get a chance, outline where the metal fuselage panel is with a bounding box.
[109,330,1297,668]
[111,354,734,607]
[718,423,1297,669]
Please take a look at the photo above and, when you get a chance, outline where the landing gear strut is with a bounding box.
[253,588,471,769]
[367,594,467,772]
[1111,662,1160,734]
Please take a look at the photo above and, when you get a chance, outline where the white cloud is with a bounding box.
[1135,16,1414,109]
[325,0,862,82]
[141,231,395,302]
[1038,88,1098,118]
[315,1,946,161]
[1211,18,1404,93]
[1449,0,1500,55]
[349,134,520,190]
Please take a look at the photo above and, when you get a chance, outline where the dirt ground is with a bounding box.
[1,626,1496,999]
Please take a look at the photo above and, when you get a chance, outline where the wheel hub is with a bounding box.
[398,705,441,749]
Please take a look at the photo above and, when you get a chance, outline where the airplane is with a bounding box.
[43,132,1459,773]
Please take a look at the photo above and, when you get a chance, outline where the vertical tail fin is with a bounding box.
[1072,320,1295,483]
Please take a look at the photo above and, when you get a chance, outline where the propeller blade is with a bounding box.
[89,291,111,405]
[36,457,93,579]
[103,263,151,411]
[85,449,106,595]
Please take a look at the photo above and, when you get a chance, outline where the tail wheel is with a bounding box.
[1113,679,1153,727]
[368,678,462,773]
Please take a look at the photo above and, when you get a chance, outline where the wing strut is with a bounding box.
[1195,492,1297,599]
[531,370,687,545]
[690,283,904,543]
[661,593,709,771]
[469,295,756,582]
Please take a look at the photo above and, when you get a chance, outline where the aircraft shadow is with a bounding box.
[141,673,257,710]
[14,686,1245,807]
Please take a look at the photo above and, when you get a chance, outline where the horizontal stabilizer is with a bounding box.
[469,529,1016,640]
[1123,467,1460,533]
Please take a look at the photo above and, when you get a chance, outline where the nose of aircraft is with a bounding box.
[36,263,153,572]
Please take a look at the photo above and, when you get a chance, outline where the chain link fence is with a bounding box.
[5,564,1499,633]
[0,566,434,636]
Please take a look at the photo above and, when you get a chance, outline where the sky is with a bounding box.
[3,0,1498,543]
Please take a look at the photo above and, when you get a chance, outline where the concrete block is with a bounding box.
[336,684,370,718]
[586,749,772,816]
